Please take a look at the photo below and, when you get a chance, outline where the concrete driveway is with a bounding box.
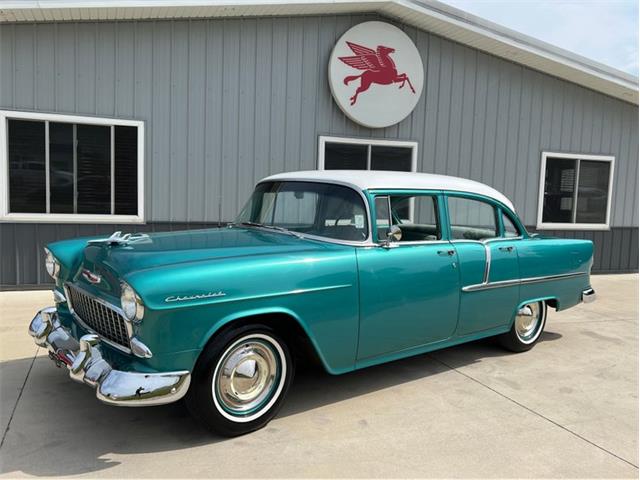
[0,274,637,478]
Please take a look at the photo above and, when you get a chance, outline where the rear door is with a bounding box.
[447,195,521,335]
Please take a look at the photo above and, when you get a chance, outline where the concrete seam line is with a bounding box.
[0,346,39,451]
[428,354,639,470]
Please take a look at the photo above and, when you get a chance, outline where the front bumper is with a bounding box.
[28,306,191,407]
[582,288,596,304]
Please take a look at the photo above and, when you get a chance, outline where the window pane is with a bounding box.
[370,146,412,171]
[8,119,46,213]
[391,195,440,241]
[114,126,138,215]
[448,197,498,240]
[237,181,368,241]
[76,125,111,214]
[374,196,391,240]
[542,158,577,223]
[502,212,520,238]
[576,160,610,224]
[49,122,74,213]
[324,142,367,170]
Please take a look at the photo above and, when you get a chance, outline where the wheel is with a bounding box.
[185,324,294,437]
[499,301,547,352]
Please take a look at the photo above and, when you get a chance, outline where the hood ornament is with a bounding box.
[88,231,151,246]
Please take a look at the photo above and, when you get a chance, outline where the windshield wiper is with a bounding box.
[231,222,304,239]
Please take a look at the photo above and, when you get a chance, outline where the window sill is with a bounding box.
[0,213,145,224]
[536,223,610,231]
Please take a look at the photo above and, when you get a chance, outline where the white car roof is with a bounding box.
[261,170,515,212]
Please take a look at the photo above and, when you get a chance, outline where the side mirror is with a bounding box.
[382,225,402,248]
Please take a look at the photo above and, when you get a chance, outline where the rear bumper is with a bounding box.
[582,288,596,304]
[28,306,191,407]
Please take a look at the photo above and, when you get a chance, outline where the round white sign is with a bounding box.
[328,21,424,129]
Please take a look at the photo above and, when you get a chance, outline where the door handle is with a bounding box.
[498,246,514,252]
[437,249,455,256]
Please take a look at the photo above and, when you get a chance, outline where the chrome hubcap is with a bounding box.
[515,302,541,341]
[215,339,279,415]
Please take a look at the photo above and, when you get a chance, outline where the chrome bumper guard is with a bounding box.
[582,288,596,304]
[28,307,191,407]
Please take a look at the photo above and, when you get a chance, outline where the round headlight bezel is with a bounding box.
[120,282,145,322]
[44,248,60,279]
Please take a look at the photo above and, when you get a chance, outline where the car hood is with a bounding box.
[72,227,340,295]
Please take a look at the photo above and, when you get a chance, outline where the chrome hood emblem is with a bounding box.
[81,269,102,285]
[88,231,151,246]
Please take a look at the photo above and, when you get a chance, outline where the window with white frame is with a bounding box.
[537,152,614,230]
[0,111,144,223]
[318,136,417,172]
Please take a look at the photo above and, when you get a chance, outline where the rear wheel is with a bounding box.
[186,325,294,437]
[499,301,547,352]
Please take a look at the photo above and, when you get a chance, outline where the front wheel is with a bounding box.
[185,325,294,437]
[499,301,547,352]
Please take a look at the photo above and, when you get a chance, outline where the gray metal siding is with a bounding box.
[0,15,638,287]
[1,15,637,226]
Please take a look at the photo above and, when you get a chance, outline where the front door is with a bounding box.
[356,193,460,361]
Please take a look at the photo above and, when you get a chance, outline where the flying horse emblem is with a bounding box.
[339,41,416,106]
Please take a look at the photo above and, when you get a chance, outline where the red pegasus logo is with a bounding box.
[339,41,416,105]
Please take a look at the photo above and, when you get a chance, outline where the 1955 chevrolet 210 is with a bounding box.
[29,170,596,436]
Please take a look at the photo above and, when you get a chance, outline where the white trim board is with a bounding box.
[0,110,145,224]
[536,151,615,231]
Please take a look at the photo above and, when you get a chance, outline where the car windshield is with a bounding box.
[235,181,369,242]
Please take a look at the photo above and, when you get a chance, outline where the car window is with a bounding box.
[502,211,520,238]
[375,194,440,242]
[448,196,498,241]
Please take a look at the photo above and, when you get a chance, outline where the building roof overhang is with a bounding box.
[1,0,637,105]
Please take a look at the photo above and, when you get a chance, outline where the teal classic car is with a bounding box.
[29,170,596,436]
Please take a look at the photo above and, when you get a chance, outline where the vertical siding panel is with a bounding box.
[269,18,287,176]
[0,25,15,108]
[221,19,240,220]
[492,61,510,190]
[630,228,639,271]
[612,106,631,227]
[570,87,584,151]
[299,17,320,171]
[169,21,189,221]
[410,30,428,171]
[446,43,465,177]
[204,19,224,223]
[134,21,154,217]
[237,19,257,208]
[151,21,171,221]
[522,72,543,225]
[559,82,573,152]
[481,56,499,187]
[503,64,521,202]
[35,24,56,111]
[253,19,273,181]
[457,47,475,179]
[115,22,135,117]
[95,23,115,116]
[284,18,303,174]
[548,79,563,150]
[0,225,17,286]
[469,52,488,185]
[14,24,36,109]
[186,20,207,222]
[422,34,440,175]
[516,69,534,221]
[434,38,452,174]
[76,22,96,114]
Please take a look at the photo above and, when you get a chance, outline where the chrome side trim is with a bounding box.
[462,271,587,292]
[482,243,491,284]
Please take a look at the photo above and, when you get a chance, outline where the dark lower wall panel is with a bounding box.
[1,223,637,290]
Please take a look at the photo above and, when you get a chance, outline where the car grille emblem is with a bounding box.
[82,269,102,285]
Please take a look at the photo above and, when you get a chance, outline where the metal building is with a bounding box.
[0,0,638,289]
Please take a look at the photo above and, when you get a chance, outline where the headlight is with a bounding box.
[120,282,144,322]
[44,248,60,279]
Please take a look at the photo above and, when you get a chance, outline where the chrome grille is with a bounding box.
[66,284,131,350]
